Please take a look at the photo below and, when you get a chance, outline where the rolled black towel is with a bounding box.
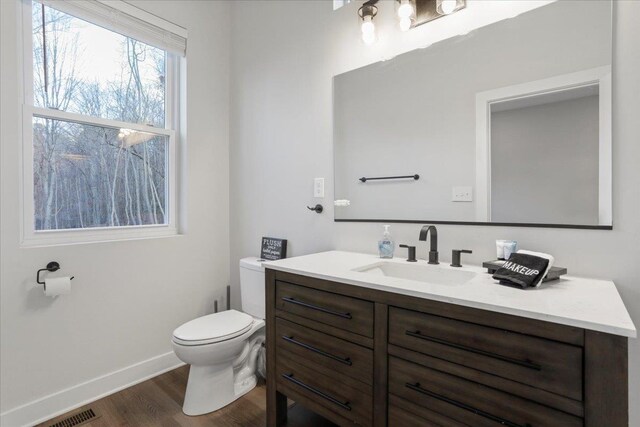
[492,252,549,289]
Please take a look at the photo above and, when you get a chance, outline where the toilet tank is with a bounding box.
[239,257,266,319]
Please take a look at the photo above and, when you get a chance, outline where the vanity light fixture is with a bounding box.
[358,0,465,42]
[396,0,416,32]
[358,0,378,45]
[436,0,464,15]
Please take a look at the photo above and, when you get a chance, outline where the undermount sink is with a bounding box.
[353,261,477,286]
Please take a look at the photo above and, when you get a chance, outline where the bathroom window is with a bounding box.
[22,1,186,245]
[333,0,352,10]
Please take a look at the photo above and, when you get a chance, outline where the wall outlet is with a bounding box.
[452,186,473,202]
[314,177,325,198]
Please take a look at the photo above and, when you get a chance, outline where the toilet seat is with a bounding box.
[172,310,254,346]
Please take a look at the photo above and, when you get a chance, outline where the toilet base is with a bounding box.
[234,373,258,399]
[183,364,233,416]
[183,364,259,416]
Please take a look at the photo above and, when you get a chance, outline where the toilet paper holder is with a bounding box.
[36,261,74,285]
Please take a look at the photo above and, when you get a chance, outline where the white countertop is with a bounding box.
[265,251,636,338]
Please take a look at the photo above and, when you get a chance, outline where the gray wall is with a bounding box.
[491,95,600,224]
[334,1,609,222]
[229,1,640,425]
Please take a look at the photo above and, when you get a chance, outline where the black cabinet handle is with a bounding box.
[281,296,352,319]
[282,374,352,411]
[405,330,541,371]
[282,335,352,366]
[405,382,529,427]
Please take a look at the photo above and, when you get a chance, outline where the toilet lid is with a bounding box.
[172,310,254,346]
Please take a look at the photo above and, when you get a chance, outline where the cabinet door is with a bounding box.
[276,281,374,337]
[389,356,583,427]
[276,354,373,426]
[276,317,373,384]
[388,394,470,427]
[389,306,583,400]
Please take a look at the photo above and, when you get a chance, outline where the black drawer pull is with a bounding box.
[282,335,353,365]
[405,330,541,371]
[282,373,352,411]
[406,382,530,427]
[281,296,353,319]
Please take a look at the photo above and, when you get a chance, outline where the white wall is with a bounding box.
[0,0,230,425]
[492,95,600,224]
[229,1,640,425]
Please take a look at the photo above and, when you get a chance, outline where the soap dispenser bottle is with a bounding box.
[378,225,395,259]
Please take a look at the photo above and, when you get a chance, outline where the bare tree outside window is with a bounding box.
[32,3,169,231]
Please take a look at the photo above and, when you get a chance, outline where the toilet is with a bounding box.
[172,257,266,416]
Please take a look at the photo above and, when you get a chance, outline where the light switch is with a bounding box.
[314,178,325,198]
[452,186,473,202]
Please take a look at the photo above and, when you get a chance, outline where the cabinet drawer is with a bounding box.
[276,281,374,337]
[276,318,373,385]
[389,357,583,427]
[276,354,372,426]
[389,394,469,427]
[389,306,583,400]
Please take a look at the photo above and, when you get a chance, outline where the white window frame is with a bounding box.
[20,0,180,247]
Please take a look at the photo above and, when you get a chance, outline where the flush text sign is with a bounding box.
[260,237,287,261]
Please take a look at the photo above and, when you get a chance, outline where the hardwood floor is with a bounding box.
[39,366,336,427]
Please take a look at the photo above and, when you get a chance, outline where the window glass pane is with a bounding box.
[33,117,168,230]
[333,0,352,10]
[32,2,166,127]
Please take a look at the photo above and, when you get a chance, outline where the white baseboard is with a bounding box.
[1,351,185,427]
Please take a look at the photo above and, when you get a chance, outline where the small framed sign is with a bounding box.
[260,237,287,261]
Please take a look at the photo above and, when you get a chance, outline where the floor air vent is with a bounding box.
[48,408,99,427]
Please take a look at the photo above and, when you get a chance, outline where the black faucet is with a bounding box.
[451,249,472,267]
[419,225,439,265]
[399,244,417,262]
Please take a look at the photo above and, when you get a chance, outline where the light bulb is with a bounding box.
[397,0,414,19]
[439,0,457,15]
[399,16,412,32]
[362,30,375,45]
[361,14,375,44]
[361,16,375,35]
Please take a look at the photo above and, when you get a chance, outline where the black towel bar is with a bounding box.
[359,174,419,183]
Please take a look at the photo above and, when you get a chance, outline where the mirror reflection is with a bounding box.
[333,1,612,228]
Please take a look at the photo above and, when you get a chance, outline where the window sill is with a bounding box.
[21,226,180,248]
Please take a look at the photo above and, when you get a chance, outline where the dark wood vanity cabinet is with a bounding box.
[266,269,629,427]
